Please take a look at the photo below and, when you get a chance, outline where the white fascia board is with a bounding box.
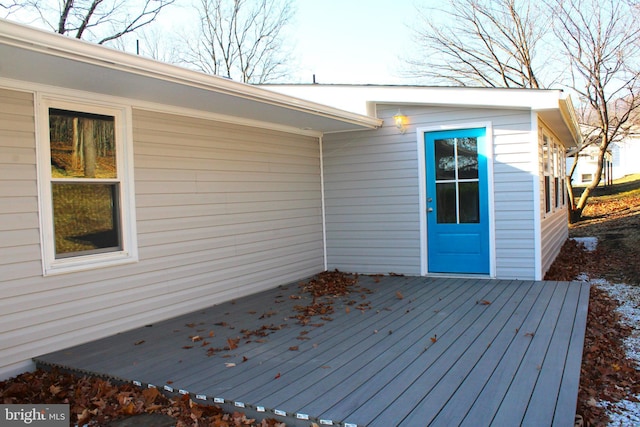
[556,94,582,147]
[0,19,381,131]
[264,84,569,114]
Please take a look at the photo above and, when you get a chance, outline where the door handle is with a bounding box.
[428,208,434,212]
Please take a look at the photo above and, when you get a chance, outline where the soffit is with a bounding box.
[0,20,380,134]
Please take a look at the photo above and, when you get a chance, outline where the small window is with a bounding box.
[39,98,137,274]
[581,173,593,183]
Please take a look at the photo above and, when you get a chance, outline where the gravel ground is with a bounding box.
[594,279,640,426]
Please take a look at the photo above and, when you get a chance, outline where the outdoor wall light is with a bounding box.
[393,111,408,133]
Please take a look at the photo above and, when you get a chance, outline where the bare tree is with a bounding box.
[1,1,23,17]
[11,0,175,45]
[181,0,295,83]
[552,0,640,221]
[407,0,640,221]
[406,0,550,88]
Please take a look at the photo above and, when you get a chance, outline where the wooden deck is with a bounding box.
[34,275,589,427]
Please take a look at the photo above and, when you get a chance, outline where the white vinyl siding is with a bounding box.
[0,93,325,379]
[538,122,569,277]
[323,115,421,274]
[323,105,538,279]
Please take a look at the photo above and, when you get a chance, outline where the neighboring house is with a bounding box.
[0,19,580,380]
[611,133,640,178]
[567,144,613,186]
[568,129,640,186]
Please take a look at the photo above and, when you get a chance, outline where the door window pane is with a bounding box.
[459,182,480,223]
[457,137,478,179]
[437,182,457,223]
[435,138,456,180]
[52,183,121,257]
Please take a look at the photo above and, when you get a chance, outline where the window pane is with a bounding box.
[435,138,456,180]
[50,109,116,179]
[459,182,480,223]
[52,183,121,257]
[543,136,550,173]
[457,137,478,180]
[545,176,551,213]
[436,182,457,223]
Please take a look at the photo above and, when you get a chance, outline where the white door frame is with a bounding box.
[417,122,497,277]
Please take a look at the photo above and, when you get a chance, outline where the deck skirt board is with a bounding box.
[34,276,589,427]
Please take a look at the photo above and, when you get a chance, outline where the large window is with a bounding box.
[39,98,137,274]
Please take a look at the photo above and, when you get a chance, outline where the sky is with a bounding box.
[2,0,422,85]
[287,0,420,85]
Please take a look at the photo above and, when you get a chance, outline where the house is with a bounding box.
[567,143,613,186]
[568,131,640,185]
[0,19,380,380]
[262,84,580,280]
[0,18,580,380]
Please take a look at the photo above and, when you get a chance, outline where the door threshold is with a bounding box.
[426,273,493,279]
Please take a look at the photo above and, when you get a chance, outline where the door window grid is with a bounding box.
[434,137,480,224]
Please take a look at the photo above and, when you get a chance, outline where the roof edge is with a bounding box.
[0,18,382,130]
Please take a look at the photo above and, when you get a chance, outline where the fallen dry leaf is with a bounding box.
[227,338,239,350]
[396,291,404,300]
[0,369,289,426]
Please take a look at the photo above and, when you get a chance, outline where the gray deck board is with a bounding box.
[34,276,589,427]
[553,282,590,426]
[459,281,559,426]
[520,281,582,426]
[394,280,532,426]
[425,280,545,426]
[267,277,486,416]
[326,279,510,425]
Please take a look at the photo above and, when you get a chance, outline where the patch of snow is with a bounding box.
[589,278,640,426]
[606,399,640,427]
[573,236,599,252]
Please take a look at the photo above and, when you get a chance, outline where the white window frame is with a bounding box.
[37,94,138,275]
[541,130,568,216]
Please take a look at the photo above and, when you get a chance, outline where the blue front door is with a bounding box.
[425,128,490,274]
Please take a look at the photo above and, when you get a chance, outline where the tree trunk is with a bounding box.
[82,120,96,178]
[571,140,608,222]
[71,117,81,171]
